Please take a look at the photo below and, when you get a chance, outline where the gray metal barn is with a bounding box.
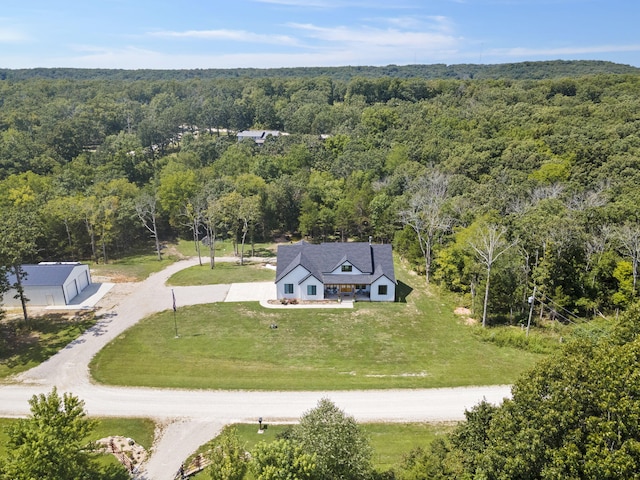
[4,263,92,307]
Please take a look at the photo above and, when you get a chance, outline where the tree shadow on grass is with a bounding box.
[1,314,96,370]
[395,280,413,303]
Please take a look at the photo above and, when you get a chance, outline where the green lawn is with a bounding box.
[167,262,275,286]
[90,261,546,390]
[189,422,455,478]
[175,238,277,259]
[92,417,156,450]
[90,253,181,282]
[365,422,455,471]
[0,314,97,380]
[90,240,276,282]
[0,417,155,461]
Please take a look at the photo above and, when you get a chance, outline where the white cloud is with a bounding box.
[288,22,460,51]
[149,29,300,46]
[490,43,640,58]
[8,41,458,70]
[254,0,333,6]
[385,15,454,33]
[0,26,31,43]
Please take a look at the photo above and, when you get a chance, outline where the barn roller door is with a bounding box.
[65,280,78,303]
[76,269,89,291]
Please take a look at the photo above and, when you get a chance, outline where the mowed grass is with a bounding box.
[90,260,544,390]
[90,253,181,282]
[167,262,275,286]
[0,417,155,460]
[189,422,455,478]
[175,238,277,259]
[0,314,97,380]
[365,422,455,471]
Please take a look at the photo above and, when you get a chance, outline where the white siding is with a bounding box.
[4,286,66,307]
[276,265,311,299]
[370,277,396,302]
[299,277,324,301]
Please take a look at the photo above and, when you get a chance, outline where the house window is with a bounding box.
[284,283,294,294]
[307,285,317,296]
[341,265,352,272]
[378,285,388,296]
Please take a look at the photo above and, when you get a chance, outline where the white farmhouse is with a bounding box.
[275,241,396,302]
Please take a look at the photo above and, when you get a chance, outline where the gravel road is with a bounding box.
[0,257,512,480]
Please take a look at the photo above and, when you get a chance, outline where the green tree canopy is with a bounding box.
[0,388,126,480]
[291,398,373,480]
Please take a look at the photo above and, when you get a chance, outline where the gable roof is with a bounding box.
[6,263,83,287]
[276,241,395,285]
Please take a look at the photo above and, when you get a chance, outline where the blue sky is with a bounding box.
[1,0,638,69]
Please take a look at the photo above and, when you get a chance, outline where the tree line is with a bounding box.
[1,60,637,82]
[1,69,640,323]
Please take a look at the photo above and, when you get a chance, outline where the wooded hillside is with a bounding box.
[1,60,640,324]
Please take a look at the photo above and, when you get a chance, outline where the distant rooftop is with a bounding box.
[237,130,285,145]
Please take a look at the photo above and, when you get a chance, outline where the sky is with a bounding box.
[1,0,639,70]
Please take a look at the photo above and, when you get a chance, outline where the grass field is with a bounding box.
[188,421,455,478]
[167,262,275,286]
[0,417,155,461]
[90,260,546,390]
[175,238,277,259]
[90,252,181,282]
[89,239,276,283]
[0,313,97,380]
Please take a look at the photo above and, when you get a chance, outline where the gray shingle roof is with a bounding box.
[276,241,395,285]
[6,264,80,286]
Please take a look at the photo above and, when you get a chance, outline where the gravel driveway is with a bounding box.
[0,257,512,480]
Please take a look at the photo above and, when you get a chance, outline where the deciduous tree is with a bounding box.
[0,388,115,480]
[470,224,516,327]
[251,439,318,480]
[207,427,249,480]
[292,398,372,480]
[135,190,162,261]
[399,171,452,284]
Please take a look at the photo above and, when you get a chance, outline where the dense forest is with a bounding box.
[1,60,640,324]
[1,60,638,82]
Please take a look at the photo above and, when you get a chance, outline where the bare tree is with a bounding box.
[399,171,452,284]
[238,196,261,266]
[135,191,162,261]
[584,224,613,280]
[202,193,222,269]
[616,223,640,295]
[470,224,517,327]
[181,198,205,266]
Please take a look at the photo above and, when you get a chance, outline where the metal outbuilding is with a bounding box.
[4,262,92,307]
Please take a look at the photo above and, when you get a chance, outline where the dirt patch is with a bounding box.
[91,273,139,283]
[454,307,477,325]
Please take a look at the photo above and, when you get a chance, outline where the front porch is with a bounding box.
[324,284,371,301]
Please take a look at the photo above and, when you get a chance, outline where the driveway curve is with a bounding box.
[0,257,512,480]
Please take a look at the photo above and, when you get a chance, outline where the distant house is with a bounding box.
[3,262,92,307]
[275,241,396,302]
[236,130,282,145]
